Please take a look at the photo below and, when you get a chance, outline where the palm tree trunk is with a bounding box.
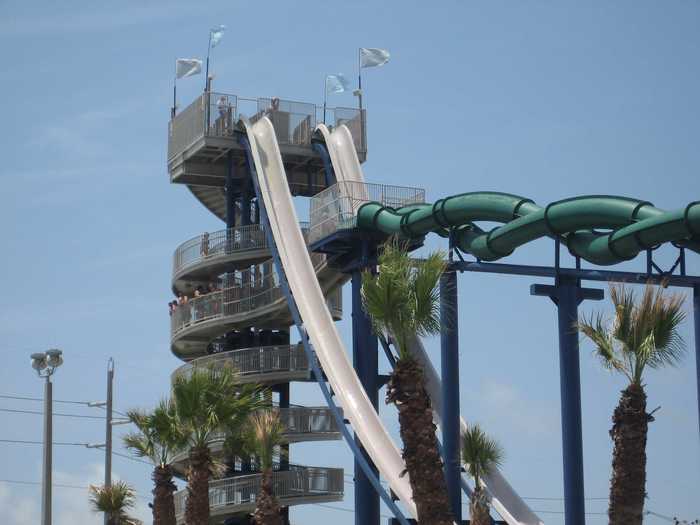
[387,356,453,525]
[252,468,282,525]
[185,446,211,525]
[152,465,177,525]
[469,486,491,525]
[609,383,651,525]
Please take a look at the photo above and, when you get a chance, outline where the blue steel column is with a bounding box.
[556,277,585,525]
[531,276,602,525]
[352,269,380,525]
[440,269,462,522]
[695,284,700,437]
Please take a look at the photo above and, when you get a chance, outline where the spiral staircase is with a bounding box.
[166,92,365,524]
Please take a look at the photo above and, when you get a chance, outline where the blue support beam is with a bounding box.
[352,269,380,525]
[440,269,462,522]
[531,277,603,525]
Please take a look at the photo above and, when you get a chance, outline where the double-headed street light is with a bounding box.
[30,349,63,525]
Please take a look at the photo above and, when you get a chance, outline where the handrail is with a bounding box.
[172,222,311,282]
[169,254,341,339]
[173,466,343,520]
[171,344,310,383]
[169,407,342,465]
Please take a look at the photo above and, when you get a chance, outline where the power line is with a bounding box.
[0,394,91,406]
[0,407,105,419]
[0,393,129,417]
[0,479,87,490]
[0,439,89,446]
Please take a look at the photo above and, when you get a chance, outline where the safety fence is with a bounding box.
[309,181,426,244]
[168,91,366,162]
[173,466,344,520]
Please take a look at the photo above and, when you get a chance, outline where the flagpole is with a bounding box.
[204,31,212,92]
[323,77,327,125]
[357,48,365,154]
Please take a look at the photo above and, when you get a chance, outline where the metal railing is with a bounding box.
[170,252,335,338]
[170,407,340,453]
[309,181,426,244]
[168,93,206,160]
[173,466,344,520]
[168,92,367,162]
[172,223,312,281]
[171,344,310,383]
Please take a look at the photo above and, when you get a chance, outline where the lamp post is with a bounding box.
[30,349,64,525]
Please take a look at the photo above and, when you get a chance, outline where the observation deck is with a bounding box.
[168,93,366,219]
[309,180,427,257]
[170,406,342,476]
[171,345,315,385]
[173,466,344,524]
[170,259,343,359]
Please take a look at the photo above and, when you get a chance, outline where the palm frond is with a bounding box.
[246,409,286,470]
[578,312,627,377]
[172,365,264,451]
[89,481,137,522]
[461,424,504,489]
[362,238,446,360]
[580,283,688,386]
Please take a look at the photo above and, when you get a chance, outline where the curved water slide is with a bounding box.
[242,116,418,519]
[318,123,543,525]
[357,194,700,266]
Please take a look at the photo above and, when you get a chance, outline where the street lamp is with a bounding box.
[31,349,63,525]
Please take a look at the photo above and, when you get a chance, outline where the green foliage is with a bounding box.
[170,365,265,450]
[245,409,286,471]
[88,481,140,524]
[579,283,686,385]
[361,238,446,360]
[461,424,504,490]
[123,399,184,467]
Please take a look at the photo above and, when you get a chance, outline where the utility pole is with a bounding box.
[103,358,114,525]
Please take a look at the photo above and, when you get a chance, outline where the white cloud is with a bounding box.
[0,463,151,525]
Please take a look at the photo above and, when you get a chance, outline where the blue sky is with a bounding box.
[1,1,699,523]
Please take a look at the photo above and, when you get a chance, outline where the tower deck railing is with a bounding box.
[170,261,342,338]
[169,407,341,467]
[309,181,426,244]
[168,91,366,162]
[172,222,312,283]
[172,344,311,382]
[173,466,344,522]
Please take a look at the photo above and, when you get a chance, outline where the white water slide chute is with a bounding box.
[240,116,415,523]
[317,123,543,525]
[242,115,541,525]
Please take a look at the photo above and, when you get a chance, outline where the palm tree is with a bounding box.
[246,410,286,525]
[88,481,141,525]
[578,283,686,525]
[361,239,453,525]
[461,424,504,525]
[172,366,263,525]
[123,399,184,525]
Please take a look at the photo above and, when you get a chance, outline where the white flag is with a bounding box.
[326,74,350,94]
[176,58,202,79]
[210,25,225,48]
[360,47,390,68]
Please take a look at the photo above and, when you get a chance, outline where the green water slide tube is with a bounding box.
[356,193,700,265]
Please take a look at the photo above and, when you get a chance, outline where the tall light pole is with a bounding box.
[30,349,64,525]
